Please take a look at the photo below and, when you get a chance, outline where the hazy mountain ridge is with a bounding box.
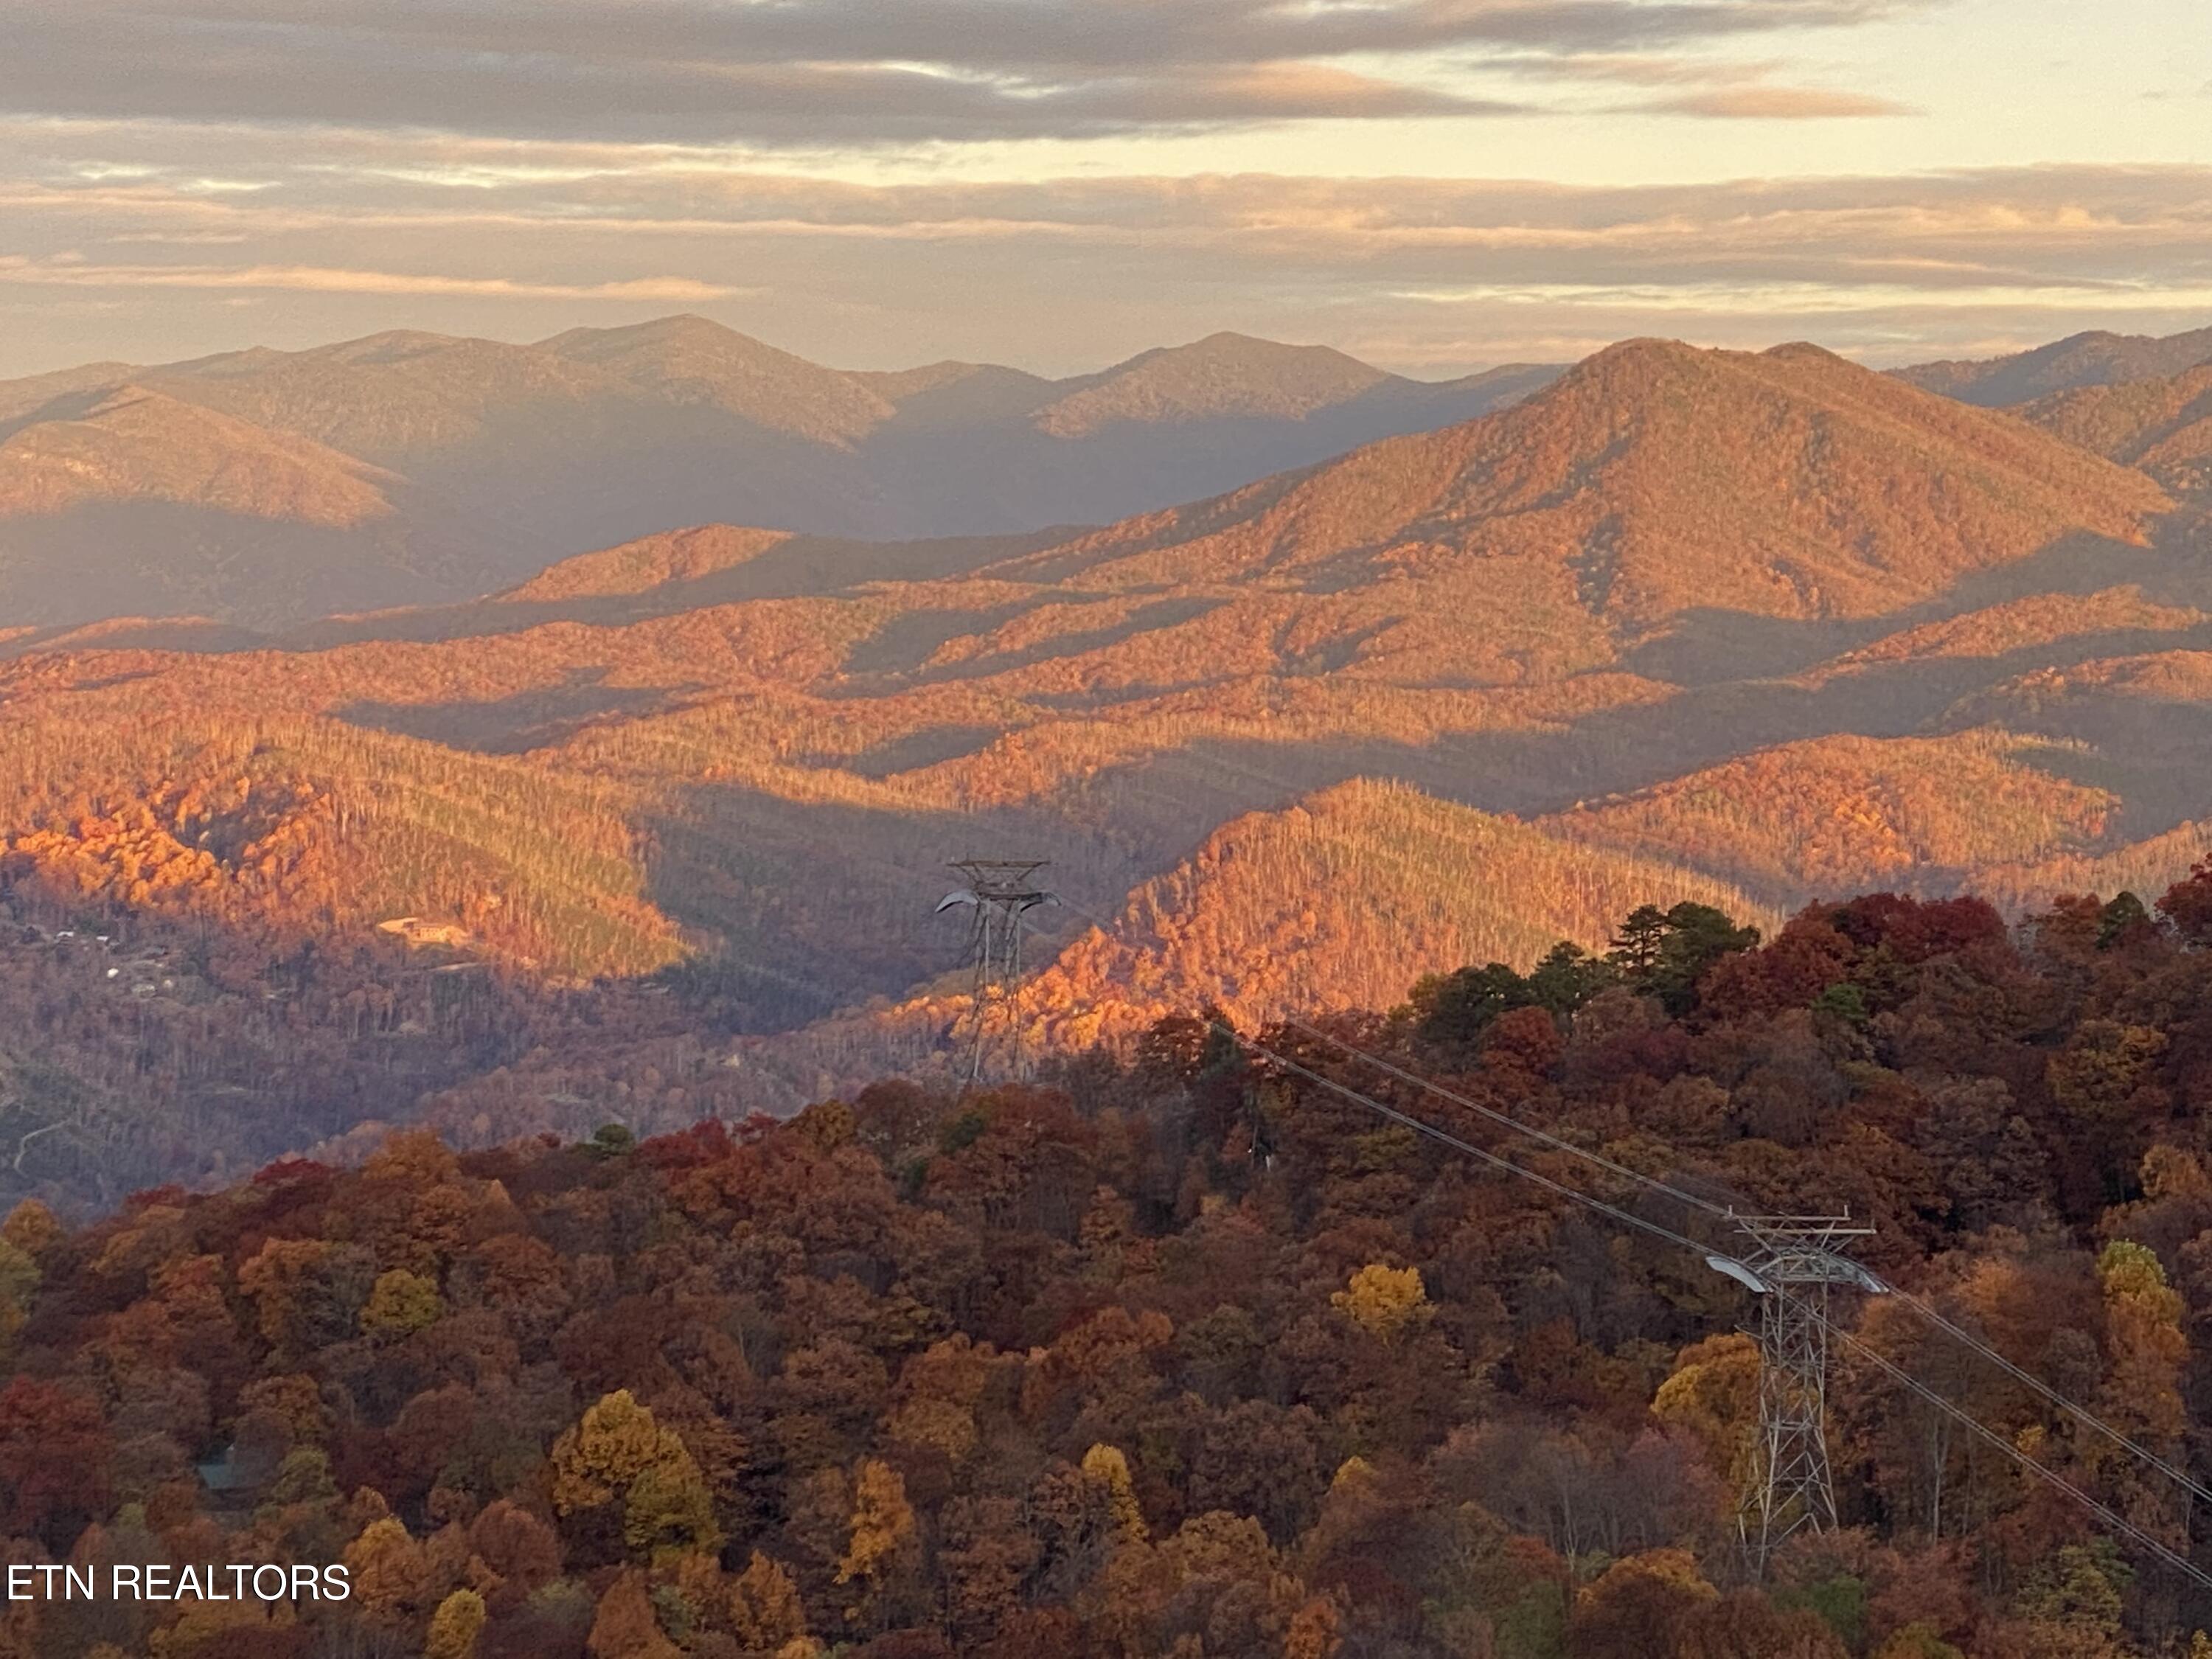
[0,385,522,627]
[9,325,2212,1141]
[539,313,900,445]
[0,385,399,525]
[1030,332,1395,434]
[1896,322,2212,407]
[2017,363,2212,501]
[0,318,1564,627]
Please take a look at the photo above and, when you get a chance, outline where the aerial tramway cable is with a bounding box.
[1281,1012,1737,1219]
[1256,1029,2212,1593]
[1008,894,2212,1579]
[1280,1005,2212,1510]
[1807,1295,2212,1593]
[1237,1033,1714,1259]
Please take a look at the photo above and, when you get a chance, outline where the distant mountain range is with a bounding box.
[1893,323,2212,407]
[11,315,2212,636]
[1893,324,2212,504]
[0,318,1558,627]
[12,327,2212,1107]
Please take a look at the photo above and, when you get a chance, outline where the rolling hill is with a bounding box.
[1896,322,2212,407]
[0,386,518,626]
[1538,731,2118,900]
[0,318,1562,627]
[2018,364,2212,501]
[1033,779,1783,1036]
[7,324,2212,1179]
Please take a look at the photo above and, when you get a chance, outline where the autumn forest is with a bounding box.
[9,313,2212,1657]
[8,878,2212,1658]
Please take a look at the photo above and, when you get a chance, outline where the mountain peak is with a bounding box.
[1138,330,1381,372]
[0,383,397,526]
[539,313,754,354]
[314,328,487,366]
[1019,334,2168,636]
[1034,332,1395,437]
[1896,321,2212,406]
[1761,340,1851,365]
[1185,329,1338,355]
[540,315,893,444]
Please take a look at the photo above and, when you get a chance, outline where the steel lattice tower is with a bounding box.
[1705,1214,1885,1574]
[936,859,1054,1085]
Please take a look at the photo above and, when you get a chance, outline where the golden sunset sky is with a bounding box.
[1,0,2208,375]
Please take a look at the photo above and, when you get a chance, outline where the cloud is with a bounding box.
[1503,52,1789,86]
[7,147,2209,287]
[0,0,1932,143]
[0,257,740,301]
[1472,46,1916,118]
[1,118,2205,376]
[1644,86,1916,116]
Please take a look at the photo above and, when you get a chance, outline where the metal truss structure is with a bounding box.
[935,859,1054,1085]
[1706,1213,1887,1573]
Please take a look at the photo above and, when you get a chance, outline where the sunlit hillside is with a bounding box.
[2024,364,2212,501]
[0,317,1564,625]
[1540,732,2118,901]
[4,330,2212,1200]
[1038,779,1781,1037]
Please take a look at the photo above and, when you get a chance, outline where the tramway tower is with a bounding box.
[936,859,1054,1085]
[1704,1212,1887,1572]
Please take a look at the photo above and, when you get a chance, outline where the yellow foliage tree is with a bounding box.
[624,1453,723,1562]
[0,1198,58,1259]
[728,1551,810,1653]
[553,1391,671,1512]
[360,1268,444,1338]
[344,1516,428,1627]
[1082,1442,1149,1546]
[2098,1239,2188,1444]
[1651,1332,1762,1492]
[552,1390,721,1561]
[1331,1263,1432,1343]
[364,1127,463,1184]
[425,1589,487,1659]
[838,1458,917,1586]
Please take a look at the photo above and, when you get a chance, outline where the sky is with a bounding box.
[1,0,2208,379]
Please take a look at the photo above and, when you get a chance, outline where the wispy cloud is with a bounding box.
[0,0,1933,143]
[0,257,740,301]
[1644,86,1917,116]
[1486,46,1918,117]
[0,152,2205,375]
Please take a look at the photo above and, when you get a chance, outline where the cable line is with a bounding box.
[1009,897,2212,1570]
[1043,888,1734,1222]
[1275,996,2212,1514]
[1282,1011,1735,1219]
[1245,1018,2212,1592]
[1806,1293,2212,1595]
[1239,1032,1714,1259]
[1883,1284,2212,1510]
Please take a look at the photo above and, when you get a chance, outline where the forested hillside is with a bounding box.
[10,880,2212,1658]
[8,335,2212,1204]
[0,320,1559,627]
[1896,325,2212,408]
